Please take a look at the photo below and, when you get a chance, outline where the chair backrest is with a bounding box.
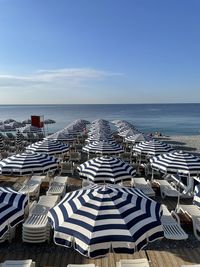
[194,184,200,208]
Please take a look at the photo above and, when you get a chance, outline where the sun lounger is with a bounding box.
[60,161,74,175]
[133,177,155,197]
[46,176,68,198]
[161,204,188,240]
[116,258,150,267]
[22,195,59,243]
[18,179,41,200]
[0,260,35,267]
[154,179,181,199]
[176,203,200,241]
[0,226,16,243]
[69,151,81,162]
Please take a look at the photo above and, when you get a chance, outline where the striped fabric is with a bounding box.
[194,184,200,208]
[125,133,149,143]
[47,131,76,141]
[77,156,136,183]
[133,140,173,156]
[0,151,58,175]
[85,134,114,143]
[150,151,200,175]
[82,141,124,155]
[15,130,23,148]
[0,135,4,152]
[26,139,70,155]
[0,187,28,238]
[48,184,163,258]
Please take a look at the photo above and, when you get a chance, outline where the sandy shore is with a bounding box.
[156,135,200,154]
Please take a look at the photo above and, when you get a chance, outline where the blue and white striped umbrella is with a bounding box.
[26,139,70,155]
[77,156,136,183]
[82,141,124,155]
[133,140,173,156]
[47,131,76,142]
[48,184,163,258]
[0,151,58,175]
[150,151,200,175]
[0,187,28,238]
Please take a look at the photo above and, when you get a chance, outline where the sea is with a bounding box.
[0,103,200,136]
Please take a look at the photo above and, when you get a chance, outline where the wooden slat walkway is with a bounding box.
[0,245,200,267]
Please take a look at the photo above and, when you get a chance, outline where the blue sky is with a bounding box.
[0,0,200,104]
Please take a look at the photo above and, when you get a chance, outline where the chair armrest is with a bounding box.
[171,210,180,225]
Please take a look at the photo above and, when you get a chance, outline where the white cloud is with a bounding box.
[0,68,123,87]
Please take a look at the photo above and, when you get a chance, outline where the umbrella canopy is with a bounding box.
[0,187,28,238]
[0,124,15,132]
[26,139,70,155]
[0,151,58,175]
[18,125,43,133]
[125,133,150,143]
[48,184,163,258]
[44,119,56,124]
[82,141,124,155]
[15,130,24,151]
[85,133,114,143]
[133,140,173,157]
[47,131,76,142]
[77,156,136,183]
[4,119,16,124]
[150,151,200,175]
[0,135,5,152]
[22,119,31,124]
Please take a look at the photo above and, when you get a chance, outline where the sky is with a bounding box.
[0,0,200,104]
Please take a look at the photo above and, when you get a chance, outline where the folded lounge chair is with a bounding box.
[22,195,59,243]
[161,204,188,240]
[133,177,155,197]
[116,258,150,267]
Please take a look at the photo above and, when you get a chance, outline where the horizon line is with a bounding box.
[0,102,200,105]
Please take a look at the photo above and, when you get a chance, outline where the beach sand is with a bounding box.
[156,135,200,154]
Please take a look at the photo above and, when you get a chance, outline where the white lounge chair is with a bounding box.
[69,151,81,162]
[22,195,59,243]
[161,204,188,240]
[133,177,155,197]
[46,176,68,198]
[60,161,74,175]
[0,260,35,267]
[0,226,16,243]
[18,179,41,200]
[154,179,181,199]
[116,258,150,267]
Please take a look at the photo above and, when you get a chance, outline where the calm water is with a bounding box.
[0,104,200,136]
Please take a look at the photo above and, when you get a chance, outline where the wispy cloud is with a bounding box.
[0,68,123,88]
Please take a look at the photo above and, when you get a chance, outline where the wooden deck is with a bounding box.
[0,244,200,267]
